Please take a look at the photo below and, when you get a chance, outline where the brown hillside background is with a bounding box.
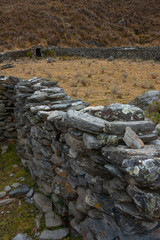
[0,0,160,51]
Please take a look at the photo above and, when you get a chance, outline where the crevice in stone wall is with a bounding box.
[1,76,160,240]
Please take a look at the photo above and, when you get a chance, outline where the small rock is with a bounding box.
[12,233,33,240]
[9,185,30,197]
[35,213,43,230]
[19,177,25,182]
[10,174,14,177]
[47,57,56,63]
[4,185,11,192]
[156,123,160,136]
[39,228,69,240]
[11,183,20,188]
[0,191,6,199]
[25,198,33,204]
[13,164,18,168]
[33,192,52,213]
[26,189,34,198]
[1,145,8,154]
[123,127,144,149]
[107,56,114,61]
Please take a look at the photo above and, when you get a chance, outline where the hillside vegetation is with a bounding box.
[0,0,160,51]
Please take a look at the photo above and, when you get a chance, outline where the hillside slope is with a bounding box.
[0,0,160,51]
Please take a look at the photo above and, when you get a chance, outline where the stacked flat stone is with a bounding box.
[1,76,160,240]
[0,76,18,141]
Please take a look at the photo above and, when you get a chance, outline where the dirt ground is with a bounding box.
[0,57,160,106]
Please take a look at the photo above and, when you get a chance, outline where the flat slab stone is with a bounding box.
[11,182,20,188]
[9,185,30,197]
[123,127,144,149]
[39,228,69,240]
[0,198,15,206]
[105,120,155,135]
[1,63,14,69]
[33,192,52,213]
[102,144,160,167]
[66,110,107,134]
[30,105,51,113]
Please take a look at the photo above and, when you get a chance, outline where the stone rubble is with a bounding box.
[1,75,160,240]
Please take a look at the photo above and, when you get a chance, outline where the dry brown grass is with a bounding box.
[1,57,160,106]
[0,0,160,51]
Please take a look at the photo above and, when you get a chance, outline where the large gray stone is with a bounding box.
[129,90,160,110]
[127,185,160,218]
[105,120,155,135]
[33,192,52,213]
[101,103,145,121]
[45,211,62,228]
[66,110,107,134]
[122,157,160,188]
[39,228,69,240]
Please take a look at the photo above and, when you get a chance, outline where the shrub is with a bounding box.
[43,49,56,58]
[26,51,33,58]
[145,100,160,124]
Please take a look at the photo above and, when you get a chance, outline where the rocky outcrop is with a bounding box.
[1,75,160,240]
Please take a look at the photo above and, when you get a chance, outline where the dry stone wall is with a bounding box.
[1,46,160,63]
[0,76,18,141]
[1,76,160,240]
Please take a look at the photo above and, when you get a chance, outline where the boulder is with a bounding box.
[129,91,160,110]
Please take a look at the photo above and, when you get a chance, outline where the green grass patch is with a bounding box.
[0,144,82,240]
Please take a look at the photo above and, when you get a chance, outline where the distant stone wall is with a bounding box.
[1,76,160,240]
[1,46,160,63]
[43,46,160,61]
